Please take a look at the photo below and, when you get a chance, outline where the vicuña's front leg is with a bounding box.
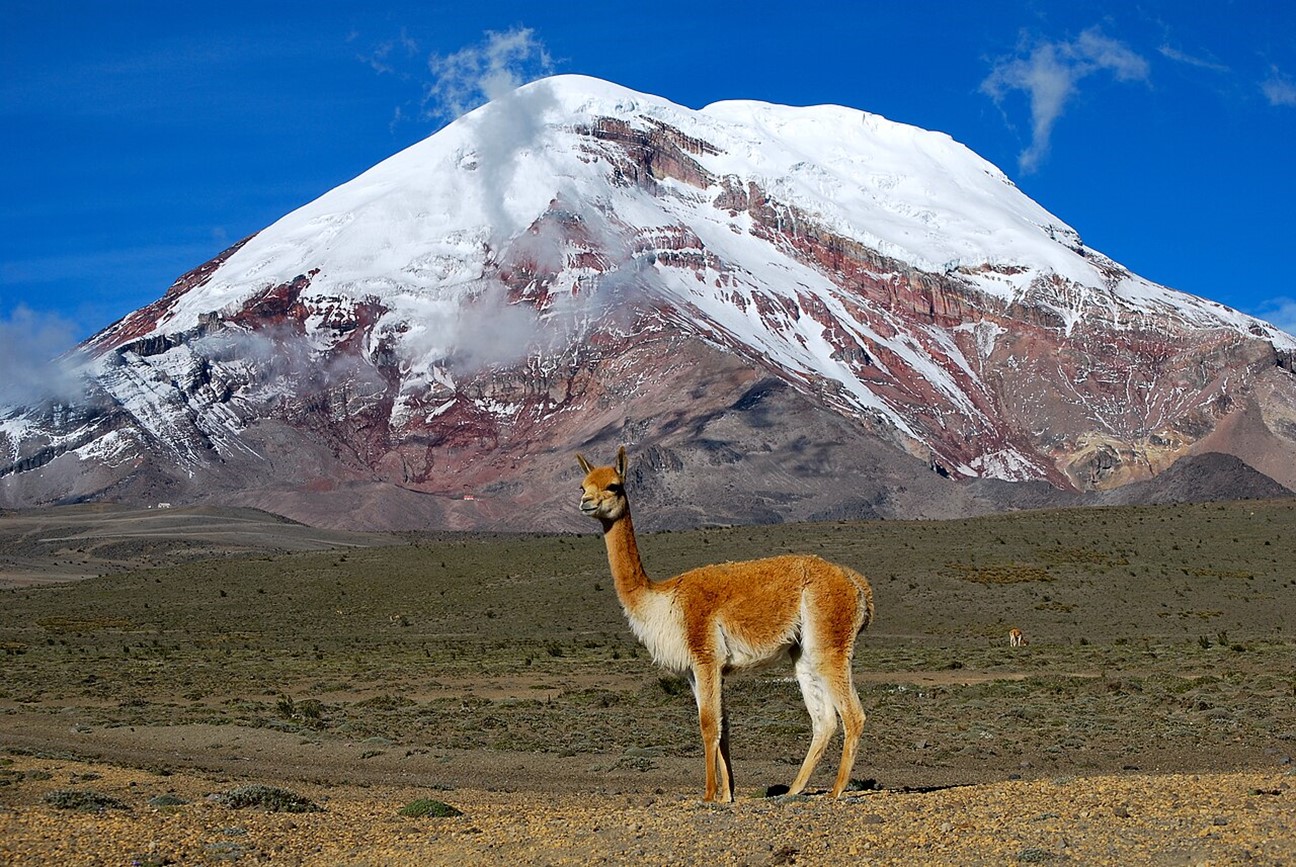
[718,692,734,801]
[690,663,732,802]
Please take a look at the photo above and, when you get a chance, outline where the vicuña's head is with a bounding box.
[576,446,629,523]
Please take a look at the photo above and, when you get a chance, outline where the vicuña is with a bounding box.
[577,446,876,801]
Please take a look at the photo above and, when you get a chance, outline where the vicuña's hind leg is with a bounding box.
[788,653,837,795]
[827,660,866,797]
[719,690,734,801]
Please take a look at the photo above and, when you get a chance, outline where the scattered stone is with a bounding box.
[204,840,247,862]
[768,845,798,866]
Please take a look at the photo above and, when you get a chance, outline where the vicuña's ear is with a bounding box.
[615,446,628,477]
[576,453,594,474]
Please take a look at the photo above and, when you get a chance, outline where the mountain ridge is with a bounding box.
[2,75,1294,529]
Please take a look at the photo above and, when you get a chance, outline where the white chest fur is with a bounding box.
[626,592,692,673]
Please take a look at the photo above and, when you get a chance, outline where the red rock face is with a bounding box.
[576,117,719,190]
[88,236,255,353]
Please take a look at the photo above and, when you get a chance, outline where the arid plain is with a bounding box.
[2,499,1294,864]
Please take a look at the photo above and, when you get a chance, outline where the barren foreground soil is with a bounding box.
[2,753,1293,865]
[2,501,1295,864]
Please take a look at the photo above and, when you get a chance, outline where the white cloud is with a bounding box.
[357,26,555,131]
[0,306,91,408]
[1157,45,1229,73]
[1262,66,1296,107]
[1255,298,1296,337]
[422,27,554,123]
[468,78,560,241]
[982,27,1150,174]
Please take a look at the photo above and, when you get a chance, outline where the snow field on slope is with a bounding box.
[146,74,1294,354]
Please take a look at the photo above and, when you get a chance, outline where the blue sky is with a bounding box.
[3,0,1294,357]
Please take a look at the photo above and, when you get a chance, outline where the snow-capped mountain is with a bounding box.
[3,75,1294,529]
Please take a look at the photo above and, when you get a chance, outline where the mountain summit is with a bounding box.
[4,75,1294,528]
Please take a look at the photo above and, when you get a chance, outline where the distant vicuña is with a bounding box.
[577,446,875,801]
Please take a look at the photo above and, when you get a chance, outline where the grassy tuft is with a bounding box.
[399,798,463,818]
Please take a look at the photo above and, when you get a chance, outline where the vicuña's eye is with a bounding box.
[607,484,623,494]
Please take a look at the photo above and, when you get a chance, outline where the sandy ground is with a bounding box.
[2,752,1294,866]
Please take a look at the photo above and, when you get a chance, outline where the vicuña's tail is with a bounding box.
[844,567,875,631]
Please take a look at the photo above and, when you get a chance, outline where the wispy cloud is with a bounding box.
[0,306,91,408]
[1262,66,1296,107]
[982,27,1150,174]
[422,27,555,123]
[358,27,421,77]
[1157,44,1229,73]
[357,25,555,132]
[1255,298,1296,337]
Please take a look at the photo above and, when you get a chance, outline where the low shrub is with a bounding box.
[399,798,462,818]
[43,789,130,812]
[215,784,321,813]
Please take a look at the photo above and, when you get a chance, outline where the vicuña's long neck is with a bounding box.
[601,508,653,612]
